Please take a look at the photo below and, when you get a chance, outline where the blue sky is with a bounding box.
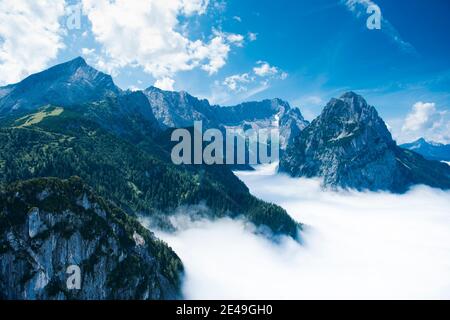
[0,0,449,143]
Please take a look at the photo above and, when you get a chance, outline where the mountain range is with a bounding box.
[1,57,449,299]
[143,86,309,149]
[400,138,450,162]
[0,57,300,236]
[0,58,301,299]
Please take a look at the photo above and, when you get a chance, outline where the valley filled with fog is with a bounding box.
[155,163,450,300]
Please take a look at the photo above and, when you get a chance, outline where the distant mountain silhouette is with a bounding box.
[400,138,450,162]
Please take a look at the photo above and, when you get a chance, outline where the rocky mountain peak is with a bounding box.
[410,138,444,147]
[67,56,88,67]
[415,137,428,144]
[18,57,111,88]
[320,92,377,124]
[340,91,366,103]
[143,85,215,129]
[144,86,164,94]
[51,56,88,73]
[313,92,393,147]
[0,57,120,115]
[280,92,450,192]
[270,98,291,110]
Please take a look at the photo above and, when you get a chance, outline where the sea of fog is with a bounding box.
[152,163,450,300]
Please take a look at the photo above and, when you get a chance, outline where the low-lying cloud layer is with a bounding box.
[155,163,450,299]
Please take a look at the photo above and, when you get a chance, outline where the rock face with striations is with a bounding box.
[212,99,309,149]
[144,86,309,149]
[143,86,218,130]
[280,92,450,192]
[0,177,183,300]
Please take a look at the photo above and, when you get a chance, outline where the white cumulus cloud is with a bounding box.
[211,61,288,104]
[223,73,252,92]
[0,0,67,85]
[81,47,95,56]
[226,33,244,47]
[400,102,450,143]
[402,102,437,132]
[154,77,176,91]
[81,0,242,86]
[253,61,279,77]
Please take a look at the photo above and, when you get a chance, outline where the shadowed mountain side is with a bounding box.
[0,177,183,300]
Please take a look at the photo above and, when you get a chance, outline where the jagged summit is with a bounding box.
[339,91,369,107]
[68,56,88,66]
[415,137,428,144]
[280,93,450,192]
[406,137,445,147]
[143,85,216,129]
[340,91,364,100]
[143,84,309,144]
[320,91,381,125]
[145,85,169,94]
[309,92,394,147]
[11,56,104,88]
[0,58,309,152]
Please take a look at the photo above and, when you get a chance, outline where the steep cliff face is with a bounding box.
[143,86,218,130]
[143,87,309,149]
[213,98,309,149]
[0,177,183,300]
[280,92,450,192]
[279,107,309,149]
